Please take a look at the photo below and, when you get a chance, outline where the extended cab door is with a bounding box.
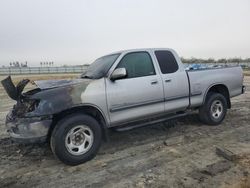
[106,51,165,125]
[153,50,190,113]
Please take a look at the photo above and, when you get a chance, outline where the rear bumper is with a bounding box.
[6,112,52,144]
[242,85,246,94]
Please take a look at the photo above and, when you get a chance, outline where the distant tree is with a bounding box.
[244,58,250,62]
[228,58,241,63]
[217,59,227,64]
[180,57,250,65]
[207,58,215,64]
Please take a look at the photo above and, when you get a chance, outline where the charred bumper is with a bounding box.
[6,112,52,144]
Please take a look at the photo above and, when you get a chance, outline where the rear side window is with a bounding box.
[116,52,155,79]
[155,50,179,74]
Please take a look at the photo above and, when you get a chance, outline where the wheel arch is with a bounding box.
[48,104,109,141]
[203,83,231,109]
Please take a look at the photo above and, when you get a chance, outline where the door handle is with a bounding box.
[165,79,171,83]
[151,80,158,85]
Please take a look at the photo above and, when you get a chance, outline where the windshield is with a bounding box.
[81,53,120,79]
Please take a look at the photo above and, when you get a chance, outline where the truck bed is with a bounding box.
[187,66,244,108]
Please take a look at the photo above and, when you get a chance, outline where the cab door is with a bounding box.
[154,50,190,113]
[106,51,165,125]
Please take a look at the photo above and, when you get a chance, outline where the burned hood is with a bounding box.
[1,76,30,100]
[2,76,95,117]
[26,78,93,117]
[1,76,92,101]
[33,79,85,90]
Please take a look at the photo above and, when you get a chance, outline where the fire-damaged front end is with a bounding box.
[1,76,91,143]
[6,111,52,143]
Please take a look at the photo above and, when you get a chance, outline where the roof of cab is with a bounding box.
[105,48,175,56]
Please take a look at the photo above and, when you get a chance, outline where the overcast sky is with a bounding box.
[0,0,249,66]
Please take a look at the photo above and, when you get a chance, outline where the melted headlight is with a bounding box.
[13,99,40,117]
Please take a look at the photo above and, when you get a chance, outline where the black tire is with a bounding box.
[199,92,227,125]
[50,113,102,165]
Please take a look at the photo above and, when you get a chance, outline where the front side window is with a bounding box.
[155,50,179,74]
[116,52,155,79]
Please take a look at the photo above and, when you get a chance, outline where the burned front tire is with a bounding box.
[199,92,227,125]
[50,113,102,165]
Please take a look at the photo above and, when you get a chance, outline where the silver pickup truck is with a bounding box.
[1,48,245,165]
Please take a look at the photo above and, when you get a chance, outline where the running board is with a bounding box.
[114,112,187,132]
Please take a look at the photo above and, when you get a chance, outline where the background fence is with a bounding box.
[0,65,88,75]
[0,62,249,75]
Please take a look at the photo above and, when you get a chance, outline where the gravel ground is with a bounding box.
[0,74,249,188]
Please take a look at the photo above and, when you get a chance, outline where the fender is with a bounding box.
[202,83,231,108]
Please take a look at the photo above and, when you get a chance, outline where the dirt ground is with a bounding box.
[0,74,249,188]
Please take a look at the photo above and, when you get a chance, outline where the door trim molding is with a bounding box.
[109,92,202,113]
[110,98,164,113]
[191,92,202,96]
[165,95,189,102]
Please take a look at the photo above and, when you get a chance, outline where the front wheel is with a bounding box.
[199,92,227,125]
[50,113,102,165]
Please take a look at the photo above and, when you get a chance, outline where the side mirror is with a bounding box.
[110,68,127,81]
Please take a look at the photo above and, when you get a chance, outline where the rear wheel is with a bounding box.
[199,92,227,125]
[50,113,102,165]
